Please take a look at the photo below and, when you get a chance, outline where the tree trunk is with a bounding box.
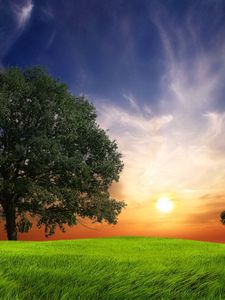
[5,200,17,240]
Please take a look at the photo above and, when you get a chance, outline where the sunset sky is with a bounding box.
[1,0,225,242]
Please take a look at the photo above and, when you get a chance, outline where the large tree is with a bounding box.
[0,67,126,240]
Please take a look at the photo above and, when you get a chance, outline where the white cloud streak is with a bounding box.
[123,93,140,112]
[12,0,34,30]
[0,1,34,65]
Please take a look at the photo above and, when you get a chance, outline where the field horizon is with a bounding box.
[1,236,225,299]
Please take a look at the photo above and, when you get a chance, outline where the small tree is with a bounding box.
[220,211,225,225]
[0,67,126,240]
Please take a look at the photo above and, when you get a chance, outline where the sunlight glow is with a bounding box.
[156,197,174,213]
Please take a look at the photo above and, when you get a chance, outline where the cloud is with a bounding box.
[41,4,54,20]
[123,93,140,112]
[46,32,56,49]
[96,99,174,202]
[12,0,34,30]
[150,2,225,115]
[0,0,34,66]
[204,112,225,138]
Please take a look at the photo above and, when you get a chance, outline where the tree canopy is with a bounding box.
[0,66,126,240]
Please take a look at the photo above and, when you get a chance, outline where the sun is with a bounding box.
[156,197,174,213]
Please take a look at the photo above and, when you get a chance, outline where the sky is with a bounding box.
[1,0,225,242]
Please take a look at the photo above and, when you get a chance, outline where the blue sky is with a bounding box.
[2,0,225,241]
[1,0,225,111]
[0,0,225,111]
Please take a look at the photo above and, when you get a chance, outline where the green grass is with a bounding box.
[0,237,225,299]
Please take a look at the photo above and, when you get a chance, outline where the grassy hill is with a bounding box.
[0,237,225,299]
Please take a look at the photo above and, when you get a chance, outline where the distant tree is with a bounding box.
[220,211,225,225]
[0,66,126,240]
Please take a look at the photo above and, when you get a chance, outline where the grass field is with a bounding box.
[0,237,225,299]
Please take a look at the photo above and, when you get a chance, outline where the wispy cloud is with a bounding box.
[12,0,34,30]
[0,0,34,65]
[46,32,56,49]
[41,4,54,20]
[96,100,174,202]
[150,2,225,115]
[123,92,140,112]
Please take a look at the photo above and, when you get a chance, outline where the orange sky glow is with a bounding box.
[1,183,225,242]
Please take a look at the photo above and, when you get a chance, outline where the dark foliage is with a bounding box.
[220,211,225,225]
[0,66,126,240]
